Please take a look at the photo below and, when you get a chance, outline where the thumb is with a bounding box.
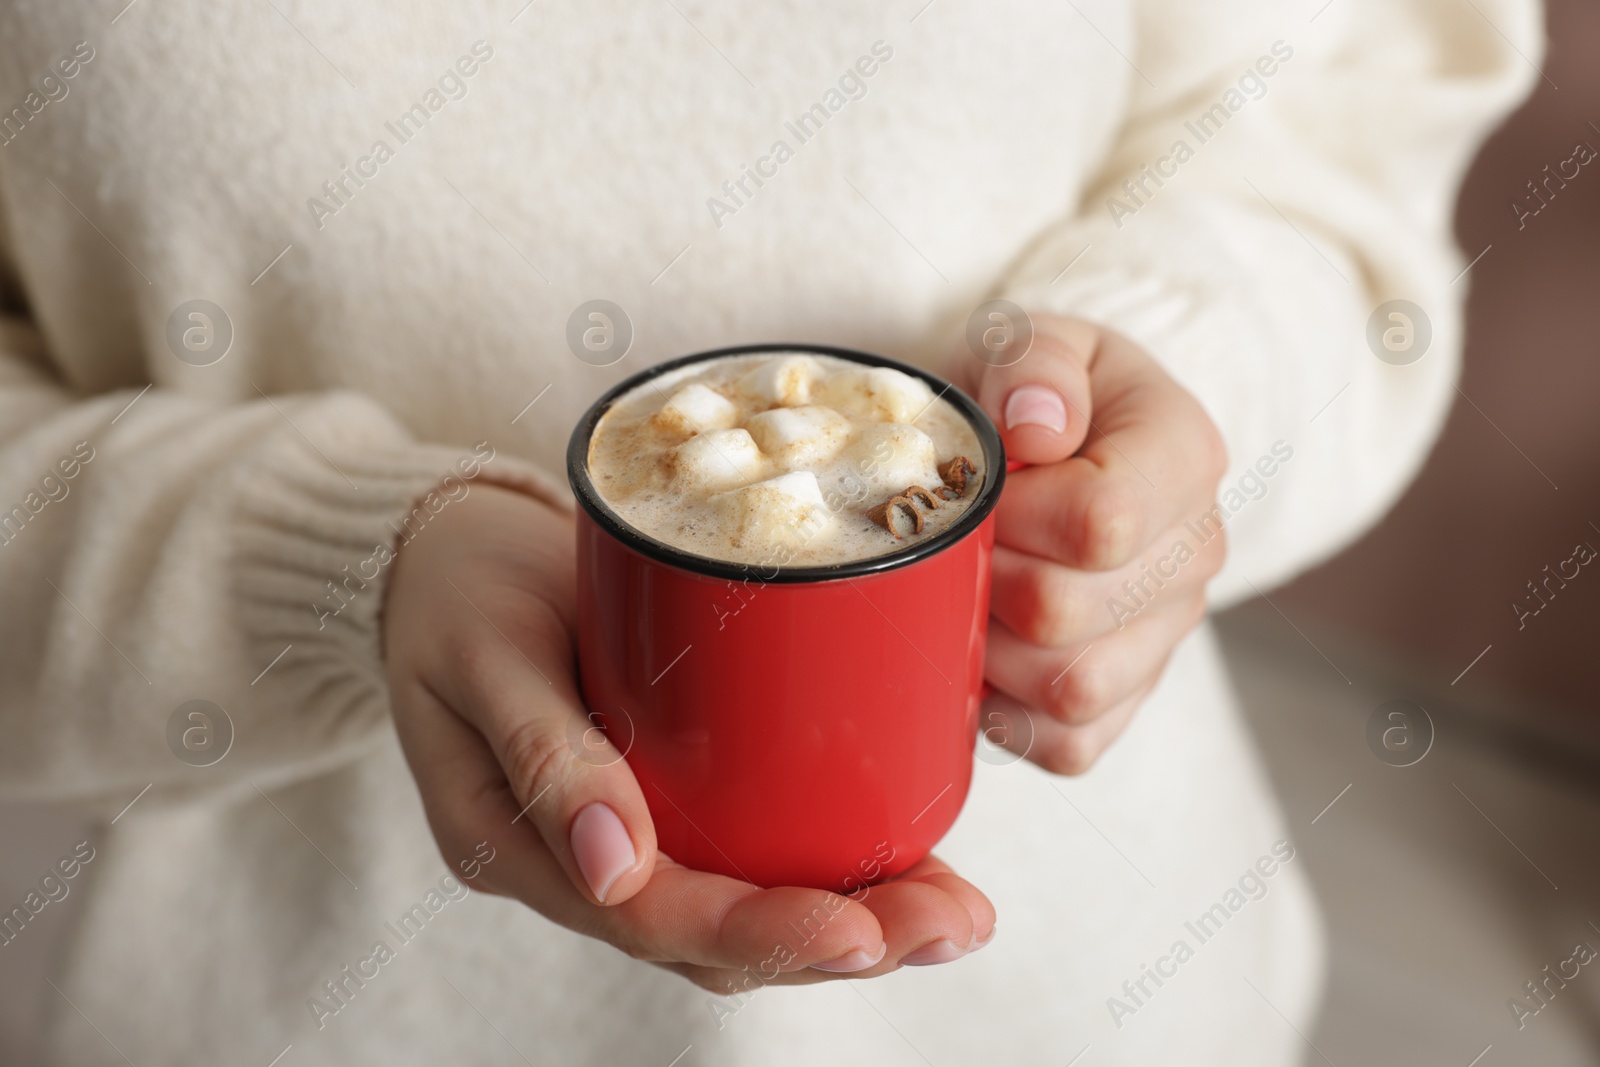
[451,639,657,907]
[971,314,1097,466]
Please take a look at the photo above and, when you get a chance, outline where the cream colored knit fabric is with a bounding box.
[0,1,1536,1063]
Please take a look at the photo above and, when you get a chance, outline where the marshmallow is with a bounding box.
[737,356,822,407]
[816,365,935,424]
[710,471,831,551]
[846,423,941,496]
[666,428,765,494]
[653,383,739,436]
[743,406,852,471]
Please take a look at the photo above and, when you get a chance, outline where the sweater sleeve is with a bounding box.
[999,0,1540,607]
[0,235,567,810]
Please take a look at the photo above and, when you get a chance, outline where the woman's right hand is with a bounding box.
[382,482,996,991]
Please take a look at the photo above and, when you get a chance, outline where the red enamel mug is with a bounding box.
[566,343,1006,893]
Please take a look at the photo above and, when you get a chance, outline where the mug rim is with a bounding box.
[566,342,1007,584]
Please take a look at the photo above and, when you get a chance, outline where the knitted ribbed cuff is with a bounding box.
[229,392,569,748]
[1001,228,1279,459]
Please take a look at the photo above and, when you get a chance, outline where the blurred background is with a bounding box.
[1219,0,1600,1061]
[2,2,1596,1063]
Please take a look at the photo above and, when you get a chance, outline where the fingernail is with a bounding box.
[1004,385,1068,433]
[971,925,997,951]
[811,943,887,973]
[900,939,967,967]
[570,802,636,904]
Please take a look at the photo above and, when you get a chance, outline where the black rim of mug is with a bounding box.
[566,342,1008,584]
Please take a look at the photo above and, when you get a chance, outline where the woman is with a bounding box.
[0,1,1535,1063]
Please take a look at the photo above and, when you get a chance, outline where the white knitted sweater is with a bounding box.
[0,1,1535,1063]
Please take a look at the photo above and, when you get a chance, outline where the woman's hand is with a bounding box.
[382,483,995,991]
[957,314,1229,775]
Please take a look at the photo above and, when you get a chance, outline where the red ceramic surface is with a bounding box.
[576,510,994,892]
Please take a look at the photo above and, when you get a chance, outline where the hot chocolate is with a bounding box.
[586,352,985,567]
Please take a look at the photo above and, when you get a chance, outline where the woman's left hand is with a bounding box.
[954,313,1230,774]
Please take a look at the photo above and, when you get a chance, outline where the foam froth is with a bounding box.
[587,353,985,567]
